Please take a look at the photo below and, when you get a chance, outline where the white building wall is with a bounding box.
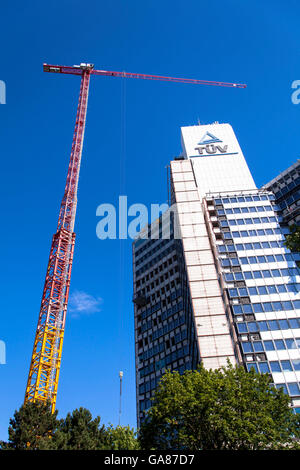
[181,123,256,199]
[170,157,236,369]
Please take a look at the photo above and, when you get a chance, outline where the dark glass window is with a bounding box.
[259,362,270,373]
[243,304,253,314]
[274,340,285,350]
[244,271,253,279]
[258,321,269,331]
[262,270,272,278]
[233,305,243,315]
[239,288,248,296]
[258,286,267,295]
[269,320,279,330]
[288,383,300,396]
[249,287,258,295]
[237,323,247,333]
[281,360,293,372]
[229,288,238,297]
[253,303,263,313]
[285,338,297,349]
[278,319,289,329]
[270,361,281,372]
[289,319,300,329]
[277,284,287,293]
[253,341,264,352]
[235,272,244,281]
[271,269,280,277]
[263,302,273,312]
[264,340,275,351]
[242,342,253,353]
[292,360,300,371]
[253,271,262,279]
[248,322,258,332]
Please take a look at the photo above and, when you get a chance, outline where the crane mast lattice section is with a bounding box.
[24,68,91,412]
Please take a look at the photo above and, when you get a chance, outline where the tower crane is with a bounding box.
[24,62,246,413]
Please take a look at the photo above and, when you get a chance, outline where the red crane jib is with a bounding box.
[43,63,246,88]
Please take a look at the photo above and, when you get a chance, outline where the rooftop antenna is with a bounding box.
[119,371,123,426]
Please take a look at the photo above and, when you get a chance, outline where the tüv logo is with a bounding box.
[0,340,6,364]
[194,131,228,155]
[0,80,6,104]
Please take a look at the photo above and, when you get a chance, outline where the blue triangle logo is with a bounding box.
[198,132,222,145]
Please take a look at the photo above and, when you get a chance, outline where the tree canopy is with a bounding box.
[285,224,300,253]
[104,424,140,450]
[139,362,300,450]
[0,400,58,450]
[0,402,139,450]
[54,407,107,450]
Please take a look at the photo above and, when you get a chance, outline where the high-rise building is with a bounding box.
[263,159,300,227]
[132,123,300,426]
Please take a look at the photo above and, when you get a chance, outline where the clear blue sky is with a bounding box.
[0,0,300,440]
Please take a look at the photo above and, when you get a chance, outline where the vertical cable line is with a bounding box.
[117,75,126,420]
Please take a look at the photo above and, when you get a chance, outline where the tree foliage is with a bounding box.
[139,362,300,450]
[104,424,140,450]
[0,403,139,450]
[285,224,300,253]
[0,401,58,450]
[54,407,107,450]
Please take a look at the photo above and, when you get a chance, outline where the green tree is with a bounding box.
[0,401,59,450]
[103,424,140,450]
[139,362,300,450]
[285,224,300,253]
[54,407,107,450]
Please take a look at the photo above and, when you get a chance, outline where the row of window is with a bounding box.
[224,267,299,282]
[213,194,274,205]
[241,337,300,352]
[152,314,186,341]
[135,238,177,266]
[224,228,283,239]
[239,253,295,265]
[245,358,300,376]
[276,382,300,397]
[278,190,300,210]
[271,175,300,195]
[140,289,183,320]
[139,344,190,379]
[221,252,295,269]
[242,341,300,359]
[217,205,275,216]
[232,299,300,315]
[247,365,300,395]
[135,246,176,276]
[135,241,175,268]
[228,283,300,298]
[139,329,188,362]
[140,299,184,332]
[223,216,278,227]
[236,318,300,332]
[218,240,284,253]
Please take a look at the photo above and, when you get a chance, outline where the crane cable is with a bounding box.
[118,74,126,425]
